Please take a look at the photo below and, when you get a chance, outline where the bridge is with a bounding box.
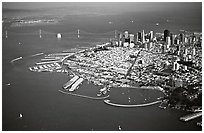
[3,29,123,39]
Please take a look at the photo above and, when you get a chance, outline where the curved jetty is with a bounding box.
[58,90,109,100]
[104,99,162,108]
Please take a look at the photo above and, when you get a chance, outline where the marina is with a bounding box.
[29,62,62,72]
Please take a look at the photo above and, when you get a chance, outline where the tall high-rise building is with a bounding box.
[179,33,184,43]
[166,36,171,46]
[171,34,176,45]
[138,31,142,42]
[124,31,129,39]
[177,39,180,45]
[135,34,138,43]
[129,34,134,43]
[192,48,196,56]
[142,30,145,43]
[150,31,154,41]
[164,29,170,42]
[167,36,171,48]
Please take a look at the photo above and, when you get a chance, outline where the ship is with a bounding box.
[63,75,79,90]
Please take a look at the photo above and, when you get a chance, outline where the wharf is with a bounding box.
[69,78,84,92]
[180,112,202,122]
[63,75,79,90]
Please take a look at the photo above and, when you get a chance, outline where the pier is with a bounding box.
[36,60,61,65]
[30,53,44,57]
[69,78,84,92]
[180,112,202,122]
[63,75,79,90]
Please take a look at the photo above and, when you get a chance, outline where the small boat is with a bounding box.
[6,83,11,86]
[156,23,159,26]
[97,93,102,97]
[19,114,23,118]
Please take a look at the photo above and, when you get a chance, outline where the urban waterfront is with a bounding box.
[2,2,202,131]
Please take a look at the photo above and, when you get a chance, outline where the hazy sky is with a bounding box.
[3,2,201,14]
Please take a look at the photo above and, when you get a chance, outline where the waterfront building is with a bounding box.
[164,29,170,42]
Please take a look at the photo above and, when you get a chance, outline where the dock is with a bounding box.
[47,53,73,56]
[36,60,61,65]
[41,58,61,61]
[63,75,79,90]
[69,78,84,92]
[180,112,202,122]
